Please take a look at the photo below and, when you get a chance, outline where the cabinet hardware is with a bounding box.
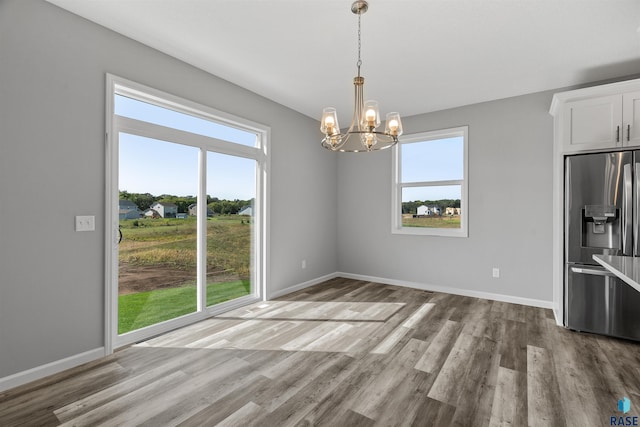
[617,125,620,142]
[628,124,631,142]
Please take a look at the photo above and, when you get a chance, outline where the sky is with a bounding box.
[116,95,256,200]
[400,136,463,201]
[116,94,462,202]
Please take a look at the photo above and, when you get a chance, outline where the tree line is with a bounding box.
[119,191,253,215]
[402,199,461,215]
[120,191,459,216]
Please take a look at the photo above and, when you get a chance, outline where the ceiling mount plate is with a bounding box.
[351,0,368,15]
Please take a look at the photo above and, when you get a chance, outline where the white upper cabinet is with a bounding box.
[563,95,622,151]
[551,79,640,154]
[623,90,640,147]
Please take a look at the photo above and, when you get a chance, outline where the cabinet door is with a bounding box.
[563,94,622,152]
[623,90,640,147]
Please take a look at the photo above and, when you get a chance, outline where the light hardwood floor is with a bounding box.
[1,278,639,426]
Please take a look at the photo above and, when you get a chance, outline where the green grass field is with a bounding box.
[118,216,251,334]
[402,215,461,228]
[118,280,250,334]
[119,216,250,276]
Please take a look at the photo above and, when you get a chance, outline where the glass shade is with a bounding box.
[321,107,340,135]
[362,100,380,129]
[385,112,403,137]
[361,132,378,150]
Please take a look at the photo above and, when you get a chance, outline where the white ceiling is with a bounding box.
[46,0,640,125]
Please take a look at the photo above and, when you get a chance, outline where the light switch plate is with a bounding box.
[75,215,95,232]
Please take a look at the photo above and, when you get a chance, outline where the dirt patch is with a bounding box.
[118,262,242,295]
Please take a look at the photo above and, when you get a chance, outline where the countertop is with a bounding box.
[592,254,640,294]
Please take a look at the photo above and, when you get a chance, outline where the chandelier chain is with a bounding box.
[357,12,362,74]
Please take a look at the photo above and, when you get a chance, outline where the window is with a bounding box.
[392,126,468,237]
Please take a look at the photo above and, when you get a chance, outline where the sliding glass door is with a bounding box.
[205,152,256,307]
[106,75,268,349]
[118,134,199,334]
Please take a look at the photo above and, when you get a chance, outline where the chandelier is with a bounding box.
[320,0,402,152]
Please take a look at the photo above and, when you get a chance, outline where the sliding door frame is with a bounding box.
[104,74,270,354]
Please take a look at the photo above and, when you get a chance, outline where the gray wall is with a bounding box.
[337,91,555,302]
[0,0,337,378]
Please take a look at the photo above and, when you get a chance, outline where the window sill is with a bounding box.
[391,227,468,238]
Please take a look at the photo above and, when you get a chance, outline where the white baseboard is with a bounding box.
[552,306,564,326]
[0,347,105,393]
[335,272,555,309]
[267,272,339,299]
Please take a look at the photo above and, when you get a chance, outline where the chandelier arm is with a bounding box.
[349,77,364,134]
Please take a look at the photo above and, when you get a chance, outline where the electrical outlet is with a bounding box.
[301,259,307,269]
[75,215,95,232]
[492,267,500,278]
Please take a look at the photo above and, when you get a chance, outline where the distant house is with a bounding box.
[188,203,214,217]
[149,202,178,218]
[445,207,462,216]
[416,205,441,217]
[416,205,430,216]
[119,199,142,220]
[143,209,161,218]
[238,206,253,216]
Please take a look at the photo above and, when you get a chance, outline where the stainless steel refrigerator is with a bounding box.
[565,150,640,341]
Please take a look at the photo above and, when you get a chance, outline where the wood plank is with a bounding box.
[527,345,566,427]
[252,353,360,426]
[448,335,499,427]
[409,396,456,427]
[498,319,527,372]
[373,369,437,427]
[489,367,527,427]
[402,303,435,328]
[426,332,480,405]
[370,326,410,354]
[214,401,268,427]
[415,320,463,374]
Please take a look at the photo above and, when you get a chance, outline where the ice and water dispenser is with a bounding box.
[581,204,619,250]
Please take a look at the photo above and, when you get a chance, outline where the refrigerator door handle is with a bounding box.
[623,163,633,256]
[635,162,640,257]
[570,266,616,277]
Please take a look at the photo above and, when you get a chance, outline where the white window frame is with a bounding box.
[104,74,270,353]
[391,126,468,237]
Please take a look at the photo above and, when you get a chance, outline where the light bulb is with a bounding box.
[362,101,380,129]
[361,132,377,150]
[365,109,376,123]
[330,134,341,148]
[324,116,335,133]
